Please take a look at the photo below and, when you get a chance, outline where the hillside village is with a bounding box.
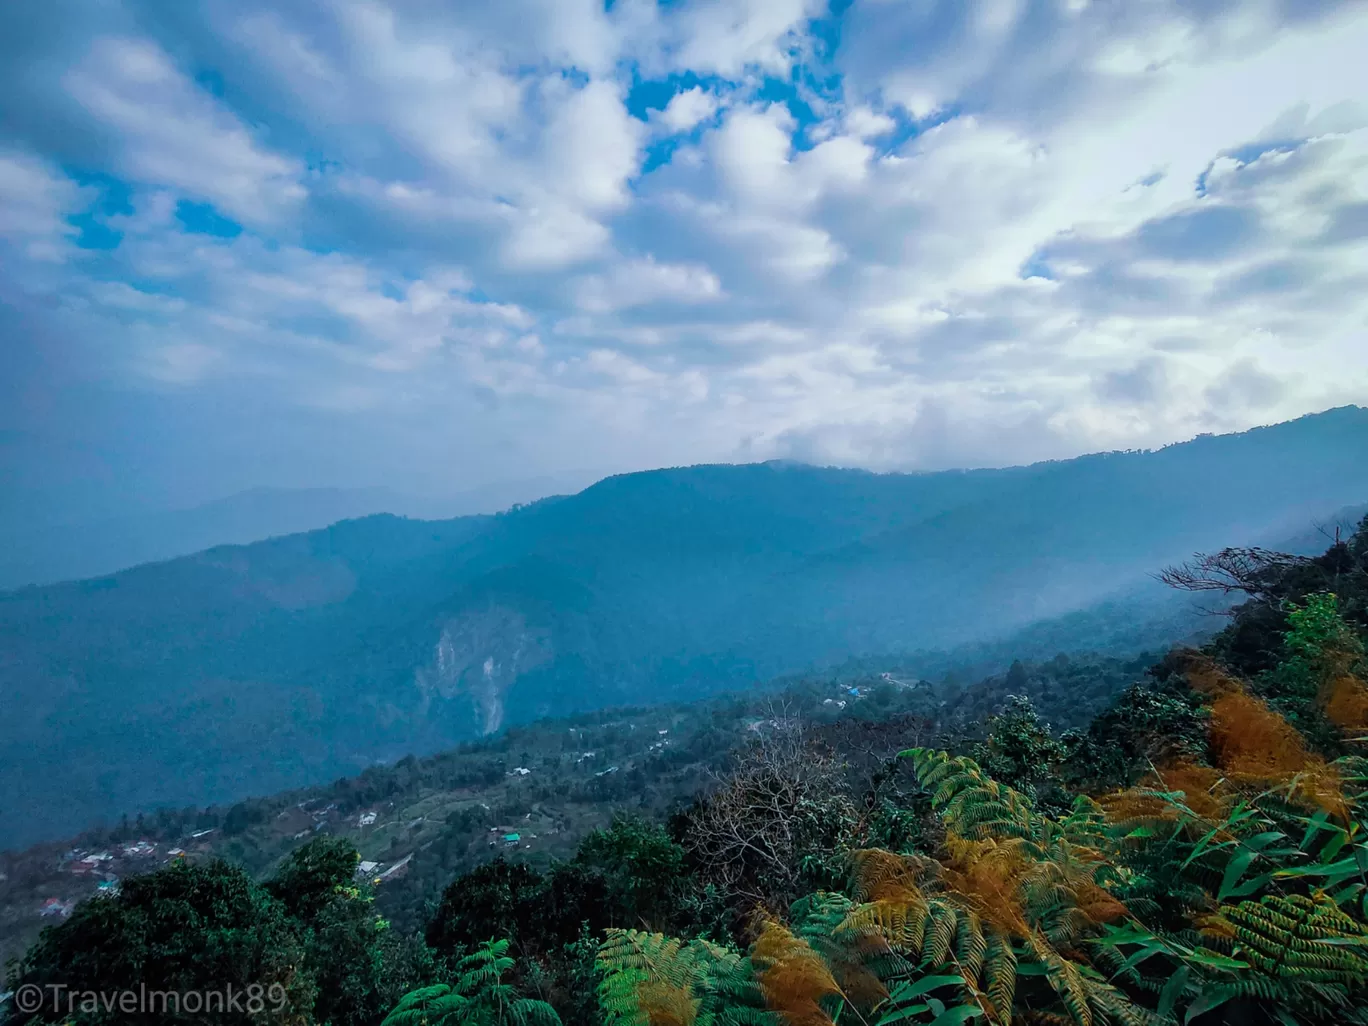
[0,694,752,962]
[0,649,1158,968]
[5,517,1366,1026]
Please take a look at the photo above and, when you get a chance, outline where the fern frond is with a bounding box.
[750,919,842,1026]
[1217,891,1368,984]
[981,932,1016,1026]
[900,749,1035,842]
[1025,930,1093,1026]
[381,985,470,1026]
[954,909,987,981]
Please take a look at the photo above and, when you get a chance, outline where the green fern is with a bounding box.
[381,984,470,1026]
[1217,892,1368,984]
[383,940,561,1026]
[900,749,1035,842]
[596,928,772,1026]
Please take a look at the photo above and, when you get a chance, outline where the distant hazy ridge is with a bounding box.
[1,406,1365,848]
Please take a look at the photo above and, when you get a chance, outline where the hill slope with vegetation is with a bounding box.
[6,514,1368,1025]
[3,407,1366,848]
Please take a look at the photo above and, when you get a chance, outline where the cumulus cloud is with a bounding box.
[63,37,305,226]
[0,0,1366,515]
[0,150,89,263]
[654,87,720,134]
[844,106,896,140]
[574,256,723,313]
[655,0,826,78]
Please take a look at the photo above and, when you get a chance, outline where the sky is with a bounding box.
[2,0,1366,523]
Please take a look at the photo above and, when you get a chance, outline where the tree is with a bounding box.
[1283,592,1365,685]
[573,816,687,931]
[266,835,363,922]
[1157,546,1315,600]
[5,860,314,1025]
[1263,591,1368,740]
[675,715,860,911]
[1004,658,1028,692]
[426,859,546,956]
[1162,518,1368,680]
[1061,660,1210,790]
[970,694,1066,795]
[310,885,431,1025]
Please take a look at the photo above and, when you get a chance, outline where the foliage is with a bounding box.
[304,876,430,1026]
[573,817,689,932]
[1204,514,1368,682]
[1269,593,1368,736]
[969,695,1067,797]
[267,836,364,922]
[1284,593,1365,674]
[426,859,550,956]
[382,940,561,1026]
[423,823,694,969]
[1060,662,1211,791]
[13,505,1368,1026]
[3,844,428,1026]
[673,718,862,911]
[595,526,1368,1026]
[595,928,769,1026]
[3,859,315,1025]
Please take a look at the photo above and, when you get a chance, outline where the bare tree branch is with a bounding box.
[1155,547,1312,598]
[681,713,857,910]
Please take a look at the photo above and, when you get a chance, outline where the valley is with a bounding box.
[0,649,1159,968]
[3,406,1366,849]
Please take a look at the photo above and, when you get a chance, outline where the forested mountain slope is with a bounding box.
[1,406,1365,847]
[6,513,1368,1026]
[0,475,595,591]
[0,647,1157,970]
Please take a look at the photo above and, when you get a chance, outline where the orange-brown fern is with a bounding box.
[1208,687,1308,778]
[1177,651,1242,699]
[1171,653,1350,815]
[1148,762,1229,819]
[848,847,931,902]
[1323,673,1368,732]
[636,981,700,1026]
[941,835,1031,937]
[751,920,843,1026]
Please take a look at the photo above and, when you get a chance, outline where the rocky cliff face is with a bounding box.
[415,604,553,734]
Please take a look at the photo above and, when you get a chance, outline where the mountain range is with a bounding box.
[0,473,600,591]
[2,406,1366,849]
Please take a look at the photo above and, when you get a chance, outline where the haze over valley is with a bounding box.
[4,3,1368,1024]
[3,407,1365,848]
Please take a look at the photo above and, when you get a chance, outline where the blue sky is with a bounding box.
[1,0,1366,522]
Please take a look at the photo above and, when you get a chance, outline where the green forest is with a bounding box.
[6,408,1365,853]
[5,515,1368,1026]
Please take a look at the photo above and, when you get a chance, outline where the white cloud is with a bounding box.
[538,78,644,215]
[236,5,648,272]
[574,256,723,313]
[711,104,798,205]
[30,189,546,386]
[655,87,719,134]
[656,0,825,78]
[1,0,1367,505]
[0,150,89,263]
[843,106,896,140]
[501,203,615,270]
[63,37,304,225]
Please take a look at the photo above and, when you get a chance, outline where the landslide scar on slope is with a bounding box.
[414,605,553,735]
